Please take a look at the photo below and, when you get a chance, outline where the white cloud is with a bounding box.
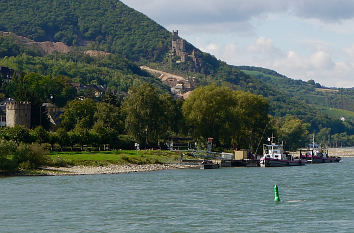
[197,37,353,87]
[309,51,335,69]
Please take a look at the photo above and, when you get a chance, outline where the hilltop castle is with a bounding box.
[171,30,201,71]
[171,30,187,62]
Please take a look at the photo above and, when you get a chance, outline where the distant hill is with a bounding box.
[237,66,354,121]
[0,0,353,134]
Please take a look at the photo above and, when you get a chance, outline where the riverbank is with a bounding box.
[328,147,354,157]
[33,164,199,176]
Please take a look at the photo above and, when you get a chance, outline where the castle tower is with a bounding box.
[5,101,31,128]
[172,30,179,41]
[171,30,186,62]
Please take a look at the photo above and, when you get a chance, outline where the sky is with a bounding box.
[121,0,354,88]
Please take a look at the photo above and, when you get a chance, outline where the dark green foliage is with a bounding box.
[61,98,97,131]
[0,125,33,144]
[122,83,177,148]
[0,35,42,58]
[182,85,269,151]
[0,53,167,93]
[0,140,17,171]
[33,126,50,144]
[275,116,310,151]
[0,0,171,62]
[92,102,123,149]
[116,135,135,150]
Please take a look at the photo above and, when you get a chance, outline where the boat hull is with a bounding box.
[200,163,220,169]
[260,158,305,167]
[304,156,341,164]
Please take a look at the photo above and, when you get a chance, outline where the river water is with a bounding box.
[1,158,354,232]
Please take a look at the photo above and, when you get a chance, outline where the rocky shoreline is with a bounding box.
[37,164,199,176]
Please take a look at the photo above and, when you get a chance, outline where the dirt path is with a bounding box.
[140,66,186,82]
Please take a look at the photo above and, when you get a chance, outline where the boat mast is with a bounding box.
[312,133,315,149]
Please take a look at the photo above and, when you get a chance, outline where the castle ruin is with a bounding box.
[6,101,31,128]
[171,30,187,62]
[171,30,202,71]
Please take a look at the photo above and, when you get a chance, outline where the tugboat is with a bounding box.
[200,159,220,169]
[300,136,341,163]
[260,137,305,167]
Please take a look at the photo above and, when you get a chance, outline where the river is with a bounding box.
[1,158,354,232]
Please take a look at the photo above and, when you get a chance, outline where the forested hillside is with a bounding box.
[238,66,354,116]
[0,0,353,143]
[0,0,260,91]
[0,0,171,62]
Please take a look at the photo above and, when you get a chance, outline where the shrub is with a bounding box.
[14,143,49,169]
[0,140,17,172]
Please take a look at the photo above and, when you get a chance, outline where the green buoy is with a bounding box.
[274,185,280,202]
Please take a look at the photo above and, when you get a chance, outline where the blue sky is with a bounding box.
[121,0,354,88]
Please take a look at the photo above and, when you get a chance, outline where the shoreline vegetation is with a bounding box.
[2,149,201,176]
[20,147,354,176]
[2,147,354,177]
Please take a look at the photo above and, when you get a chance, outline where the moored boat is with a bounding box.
[260,142,305,167]
[300,137,341,163]
[200,159,220,169]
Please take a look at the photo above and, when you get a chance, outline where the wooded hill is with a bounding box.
[0,0,353,137]
[238,66,354,121]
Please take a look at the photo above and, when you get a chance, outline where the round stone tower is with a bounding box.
[5,101,31,128]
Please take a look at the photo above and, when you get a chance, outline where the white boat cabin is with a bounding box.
[263,144,287,160]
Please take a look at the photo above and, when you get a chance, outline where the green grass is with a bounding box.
[48,150,181,166]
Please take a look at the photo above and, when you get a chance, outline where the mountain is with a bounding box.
[0,0,353,135]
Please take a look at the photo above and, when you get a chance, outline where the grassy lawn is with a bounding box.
[48,150,182,166]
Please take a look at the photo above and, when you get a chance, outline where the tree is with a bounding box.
[33,126,49,144]
[56,128,70,151]
[233,91,269,152]
[6,125,33,145]
[122,83,171,148]
[317,128,331,146]
[92,102,122,149]
[61,98,97,131]
[277,116,310,151]
[182,85,238,148]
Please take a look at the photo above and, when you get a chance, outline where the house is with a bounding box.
[88,84,106,98]
[42,103,63,127]
[71,83,88,93]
